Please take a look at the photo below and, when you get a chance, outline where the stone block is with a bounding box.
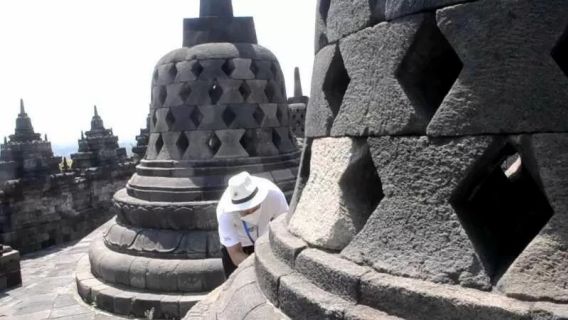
[295,249,369,302]
[331,13,458,137]
[269,216,307,268]
[360,272,530,320]
[289,137,383,251]
[146,259,180,292]
[344,305,403,320]
[254,235,293,306]
[279,274,352,320]
[342,136,497,289]
[326,0,372,43]
[428,0,568,136]
[305,44,340,137]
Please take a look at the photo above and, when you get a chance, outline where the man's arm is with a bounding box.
[226,242,250,266]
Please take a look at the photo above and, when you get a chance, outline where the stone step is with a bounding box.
[76,255,207,319]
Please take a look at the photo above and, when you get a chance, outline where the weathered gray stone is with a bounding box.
[295,248,369,302]
[331,14,449,137]
[269,216,306,268]
[344,305,402,320]
[360,272,531,320]
[342,136,496,289]
[279,274,352,320]
[326,0,372,43]
[498,134,568,303]
[428,0,568,136]
[305,45,340,137]
[289,137,382,251]
[254,235,293,306]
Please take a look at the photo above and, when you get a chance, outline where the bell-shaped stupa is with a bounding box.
[76,0,300,318]
[187,0,568,319]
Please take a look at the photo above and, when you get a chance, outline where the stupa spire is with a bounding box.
[200,0,233,17]
[20,99,25,115]
[294,67,303,98]
[90,105,105,130]
[94,105,99,117]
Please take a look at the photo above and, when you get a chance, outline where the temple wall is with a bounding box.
[0,167,134,254]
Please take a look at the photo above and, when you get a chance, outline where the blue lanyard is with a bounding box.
[242,221,256,245]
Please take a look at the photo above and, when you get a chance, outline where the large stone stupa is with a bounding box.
[187,0,568,319]
[76,0,300,318]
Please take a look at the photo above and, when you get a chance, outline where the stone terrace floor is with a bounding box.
[0,220,128,320]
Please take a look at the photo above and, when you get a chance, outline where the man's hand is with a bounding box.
[226,243,250,266]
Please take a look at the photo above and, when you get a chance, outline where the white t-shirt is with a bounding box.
[217,178,288,247]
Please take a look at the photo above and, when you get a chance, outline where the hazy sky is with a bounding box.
[0,0,316,148]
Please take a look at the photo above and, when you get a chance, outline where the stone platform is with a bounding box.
[0,220,128,320]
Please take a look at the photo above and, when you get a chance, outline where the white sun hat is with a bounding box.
[219,172,269,212]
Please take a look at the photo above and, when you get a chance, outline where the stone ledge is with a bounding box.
[76,255,207,319]
[254,235,293,307]
[89,239,225,293]
[268,216,307,268]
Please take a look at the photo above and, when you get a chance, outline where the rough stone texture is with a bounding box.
[305,45,339,137]
[342,136,494,289]
[295,248,369,302]
[0,170,131,254]
[428,0,568,136]
[326,0,372,43]
[132,113,151,161]
[497,134,568,303]
[0,246,21,290]
[331,13,461,137]
[289,137,382,251]
[186,0,568,319]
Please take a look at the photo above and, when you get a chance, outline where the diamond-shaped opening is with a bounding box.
[152,69,159,83]
[208,132,221,154]
[551,26,568,78]
[451,143,554,284]
[338,141,384,247]
[265,82,278,102]
[158,86,167,105]
[253,106,265,125]
[272,128,282,150]
[176,132,189,155]
[152,110,158,129]
[191,61,204,78]
[369,0,386,23]
[222,59,236,77]
[165,110,176,129]
[271,62,279,80]
[322,46,350,119]
[190,107,204,127]
[395,15,463,120]
[179,83,192,102]
[250,60,259,76]
[239,81,252,101]
[209,81,224,104]
[222,107,237,127]
[319,0,330,24]
[318,33,329,50]
[168,64,178,80]
[276,105,283,124]
[155,134,164,155]
[239,132,254,156]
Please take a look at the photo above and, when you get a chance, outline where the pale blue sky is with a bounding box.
[0,0,316,148]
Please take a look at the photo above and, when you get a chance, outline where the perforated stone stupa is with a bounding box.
[71,106,128,170]
[187,0,568,319]
[0,99,61,182]
[76,0,299,318]
[288,67,309,139]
